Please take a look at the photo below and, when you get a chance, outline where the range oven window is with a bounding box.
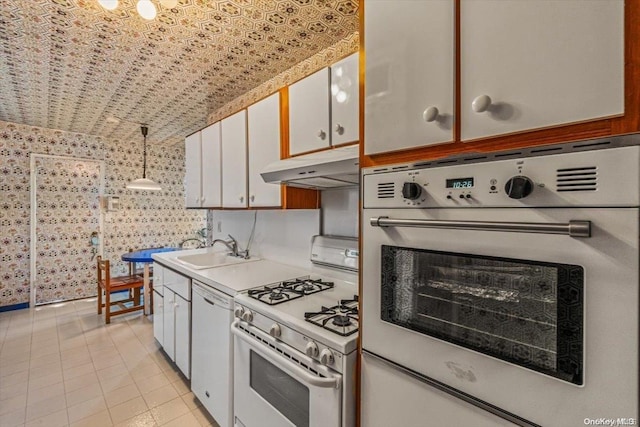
[381,246,584,385]
[250,350,310,427]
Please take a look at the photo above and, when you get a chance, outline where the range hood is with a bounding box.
[261,145,359,189]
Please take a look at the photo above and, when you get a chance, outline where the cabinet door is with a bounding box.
[289,68,331,155]
[200,122,222,208]
[152,290,163,347]
[221,110,248,208]
[152,262,164,295]
[174,294,191,379]
[248,93,282,207]
[364,0,454,155]
[184,132,202,207]
[461,0,624,141]
[163,290,175,360]
[331,53,360,146]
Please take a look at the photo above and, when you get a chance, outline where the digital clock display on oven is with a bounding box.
[446,177,474,189]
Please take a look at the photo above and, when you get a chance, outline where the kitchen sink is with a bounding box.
[175,252,260,270]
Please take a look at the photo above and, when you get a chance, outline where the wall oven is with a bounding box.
[361,137,640,427]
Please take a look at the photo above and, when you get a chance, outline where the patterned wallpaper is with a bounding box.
[0,120,206,307]
[0,0,359,147]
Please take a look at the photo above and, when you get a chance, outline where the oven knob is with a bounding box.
[269,324,281,338]
[234,306,244,319]
[241,310,253,323]
[305,341,319,358]
[504,176,534,199]
[320,349,334,366]
[402,182,422,200]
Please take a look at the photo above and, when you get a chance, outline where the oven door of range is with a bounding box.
[362,206,639,426]
[232,321,343,427]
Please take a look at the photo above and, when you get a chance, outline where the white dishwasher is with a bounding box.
[191,281,233,427]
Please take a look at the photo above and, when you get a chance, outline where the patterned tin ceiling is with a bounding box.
[0,0,359,145]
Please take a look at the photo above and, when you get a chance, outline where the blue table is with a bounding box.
[122,247,181,315]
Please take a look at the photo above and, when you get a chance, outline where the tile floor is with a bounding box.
[0,298,220,427]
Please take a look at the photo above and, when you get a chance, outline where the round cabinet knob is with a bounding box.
[241,310,253,323]
[234,306,244,319]
[317,130,327,140]
[334,124,345,135]
[504,176,534,199]
[422,106,439,123]
[472,95,492,113]
[269,324,281,338]
[305,341,319,357]
[320,349,334,366]
[402,182,422,200]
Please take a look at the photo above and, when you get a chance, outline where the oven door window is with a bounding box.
[381,245,584,385]
[250,350,310,427]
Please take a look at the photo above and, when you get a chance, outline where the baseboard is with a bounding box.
[0,302,29,312]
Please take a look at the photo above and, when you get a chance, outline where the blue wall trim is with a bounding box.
[0,302,29,312]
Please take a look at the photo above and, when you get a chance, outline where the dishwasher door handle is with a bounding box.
[370,216,591,238]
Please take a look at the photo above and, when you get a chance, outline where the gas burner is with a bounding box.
[248,276,335,305]
[269,290,286,300]
[305,295,359,336]
[284,278,335,295]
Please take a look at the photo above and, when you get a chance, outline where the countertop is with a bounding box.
[152,248,311,296]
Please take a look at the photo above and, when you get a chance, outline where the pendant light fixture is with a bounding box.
[98,0,178,19]
[126,125,162,191]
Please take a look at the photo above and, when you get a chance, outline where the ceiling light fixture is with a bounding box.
[126,125,162,191]
[98,0,178,20]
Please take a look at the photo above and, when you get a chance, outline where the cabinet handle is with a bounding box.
[334,124,344,135]
[203,297,215,306]
[317,130,327,140]
[472,95,492,113]
[250,195,255,202]
[201,197,206,203]
[239,196,244,203]
[422,106,440,123]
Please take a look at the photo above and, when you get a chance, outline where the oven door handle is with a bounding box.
[370,216,591,238]
[231,321,342,389]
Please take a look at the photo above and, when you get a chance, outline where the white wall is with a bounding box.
[208,210,321,269]
[321,187,359,238]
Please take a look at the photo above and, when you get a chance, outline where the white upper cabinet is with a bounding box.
[184,123,221,208]
[248,93,282,207]
[221,110,248,208]
[200,122,222,207]
[460,0,624,141]
[364,0,454,155]
[331,52,360,146]
[184,131,202,207]
[289,68,331,156]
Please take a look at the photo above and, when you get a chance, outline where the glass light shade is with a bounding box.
[98,0,119,11]
[137,0,157,20]
[126,178,162,191]
[159,0,179,8]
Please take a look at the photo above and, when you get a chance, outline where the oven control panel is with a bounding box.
[363,145,640,208]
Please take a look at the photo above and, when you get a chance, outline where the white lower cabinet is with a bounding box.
[158,266,191,379]
[191,282,233,427]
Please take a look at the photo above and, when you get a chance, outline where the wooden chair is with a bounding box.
[97,256,145,324]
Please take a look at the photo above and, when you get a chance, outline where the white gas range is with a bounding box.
[232,235,358,427]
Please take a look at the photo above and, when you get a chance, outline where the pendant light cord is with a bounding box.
[141,125,149,179]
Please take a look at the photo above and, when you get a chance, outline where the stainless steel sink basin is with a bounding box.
[175,252,259,270]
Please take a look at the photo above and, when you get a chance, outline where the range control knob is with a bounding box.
[305,341,319,357]
[504,176,534,199]
[234,306,244,319]
[402,182,422,200]
[320,349,334,366]
[269,324,281,338]
[241,310,253,323]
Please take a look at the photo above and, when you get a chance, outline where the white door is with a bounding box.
[174,293,190,379]
[163,289,175,360]
[152,290,164,346]
[248,92,282,207]
[200,122,222,208]
[460,0,624,141]
[289,68,331,156]
[330,53,359,146]
[364,0,454,155]
[31,155,104,305]
[221,110,248,208]
[184,132,202,208]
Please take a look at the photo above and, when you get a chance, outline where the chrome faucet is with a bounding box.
[211,234,240,257]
